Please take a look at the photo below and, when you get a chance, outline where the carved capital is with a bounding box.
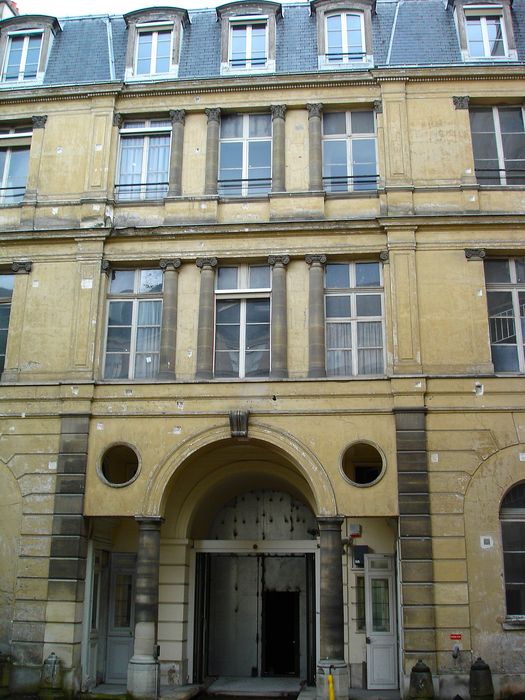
[379,250,389,262]
[373,100,383,114]
[113,112,123,128]
[160,258,182,272]
[271,104,287,120]
[205,108,221,124]
[169,109,186,126]
[196,257,218,270]
[230,409,249,438]
[101,259,111,275]
[453,96,470,110]
[31,115,47,129]
[11,260,32,274]
[307,103,323,119]
[465,248,486,261]
[305,254,327,266]
[268,254,290,267]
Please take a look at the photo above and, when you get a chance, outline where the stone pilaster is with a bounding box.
[268,255,289,379]
[159,259,182,379]
[127,517,163,700]
[168,110,185,196]
[307,103,323,192]
[271,105,286,193]
[204,108,220,195]
[306,254,327,378]
[195,257,218,379]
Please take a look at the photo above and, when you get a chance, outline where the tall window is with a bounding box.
[135,27,173,75]
[325,261,384,376]
[219,114,272,196]
[322,111,377,192]
[0,125,31,204]
[0,273,14,374]
[469,107,525,185]
[214,264,271,378]
[229,21,267,69]
[2,32,42,81]
[104,269,163,380]
[466,14,507,58]
[484,257,525,373]
[116,119,171,200]
[500,483,525,618]
[325,12,364,63]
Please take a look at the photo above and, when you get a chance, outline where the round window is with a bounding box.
[342,442,384,486]
[100,444,139,487]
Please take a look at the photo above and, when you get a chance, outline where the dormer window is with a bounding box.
[217,2,281,75]
[0,15,60,85]
[124,8,189,81]
[450,0,517,61]
[311,0,375,70]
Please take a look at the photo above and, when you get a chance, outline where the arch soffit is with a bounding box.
[141,420,337,517]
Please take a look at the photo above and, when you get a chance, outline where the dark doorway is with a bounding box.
[262,591,300,676]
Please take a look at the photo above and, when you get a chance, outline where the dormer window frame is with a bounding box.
[217,2,281,76]
[311,0,375,71]
[0,15,60,86]
[124,8,189,82]
[451,0,517,62]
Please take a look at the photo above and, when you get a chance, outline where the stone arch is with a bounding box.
[141,420,337,524]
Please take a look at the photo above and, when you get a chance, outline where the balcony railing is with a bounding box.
[322,173,378,192]
[0,185,26,204]
[115,181,168,201]
[218,177,271,196]
[474,167,525,185]
[325,51,366,62]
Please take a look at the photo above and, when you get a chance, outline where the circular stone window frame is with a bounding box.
[97,442,141,488]
[339,440,386,488]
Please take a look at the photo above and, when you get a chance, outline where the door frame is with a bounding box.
[188,540,319,684]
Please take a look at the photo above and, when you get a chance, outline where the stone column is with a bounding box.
[306,254,327,378]
[159,258,181,379]
[204,108,221,195]
[127,517,163,700]
[268,255,289,379]
[317,515,349,700]
[24,115,47,200]
[307,103,323,192]
[195,257,218,379]
[271,104,287,193]
[168,110,185,196]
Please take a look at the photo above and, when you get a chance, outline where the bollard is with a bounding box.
[409,659,434,699]
[470,657,494,700]
[40,652,64,699]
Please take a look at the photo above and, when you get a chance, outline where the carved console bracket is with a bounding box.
[11,261,32,274]
[230,409,249,439]
[465,248,486,261]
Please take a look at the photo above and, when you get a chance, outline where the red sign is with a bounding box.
[450,634,462,640]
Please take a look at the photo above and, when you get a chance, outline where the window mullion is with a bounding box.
[239,298,247,378]
[129,298,140,380]
[481,17,489,56]
[19,36,30,79]
[242,116,249,195]
[246,25,252,63]
[341,14,348,56]
[493,107,507,184]
[140,136,149,199]
[150,32,158,74]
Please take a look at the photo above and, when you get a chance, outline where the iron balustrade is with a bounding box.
[322,173,378,191]
[218,176,271,196]
[114,181,169,200]
[0,185,26,203]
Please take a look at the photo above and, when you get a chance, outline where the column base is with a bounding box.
[127,656,159,700]
[317,660,349,700]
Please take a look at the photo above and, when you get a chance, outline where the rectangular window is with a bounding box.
[0,273,14,374]
[104,268,163,380]
[325,12,365,63]
[219,114,272,196]
[214,264,271,378]
[322,111,377,192]
[230,21,267,69]
[0,125,31,204]
[484,257,525,373]
[466,14,507,58]
[325,261,384,376]
[136,27,173,75]
[469,106,525,185]
[116,119,171,200]
[3,31,42,81]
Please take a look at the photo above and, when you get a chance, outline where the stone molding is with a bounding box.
[10,261,32,273]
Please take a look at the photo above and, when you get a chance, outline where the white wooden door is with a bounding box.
[106,553,136,684]
[364,554,398,690]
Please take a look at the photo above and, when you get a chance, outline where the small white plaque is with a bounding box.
[480,535,493,549]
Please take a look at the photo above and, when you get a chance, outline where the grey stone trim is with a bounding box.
[168,113,186,196]
[268,255,289,378]
[31,115,47,129]
[113,112,123,127]
[373,99,383,114]
[465,248,486,261]
[205,107,221,123]
[453,96,470,110]
[307,104,323,192]
[10,261,32,274]
[169,109,186,125]
[229,409,249,438]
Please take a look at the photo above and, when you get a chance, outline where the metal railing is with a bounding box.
[322,173,378,191]
[114,181,169,200]
[218,176,271,196]
[475,167,525,185]
[0,185,26,204]
[325,51,366,62]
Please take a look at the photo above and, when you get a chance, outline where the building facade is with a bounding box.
[0,0,525,698]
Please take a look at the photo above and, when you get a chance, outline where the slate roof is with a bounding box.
[10,0,523,87]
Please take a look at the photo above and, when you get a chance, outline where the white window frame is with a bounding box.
[485,257,525,373]
[470,106,525,186]
[0,273,14,374]
[324,11,365,64]
[218,113,272,197]
[214,264,271,379]
[134,22,175,77]
[2,29,43,82]
[465,10,508,59]
[103,268,164,381]
[500,484,525,620]
[324,261,385,377]
[322,110,378,192]
[0,126,32,204]
[116,119,171,201]
[228,17,268,71]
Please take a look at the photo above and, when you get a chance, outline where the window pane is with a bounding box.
[326,264,349,289]
[249,114,271,138]
[502,521,525,551]
[6,147,29,201]
[231,25,247,66]
[246,298,270,323]
[323,113,346,136]
[249,265,270,289]
[327,321,352,349]
[245,349,269,376]
[323,140,347,191]
[106,326,132,353]
[488,291,516,343]
[137,299,161,325]
[217,267,238,290]
[517,259,525,283]
[351,111,374,134]
[113,574,133,627]
[5,36,23,80]
[327,349,352,376]
[107,301,133,326]
[136,326,160,352]
[24,35,42,79]
[104,353,130,379]
[485,259,510,284]
[215,323,240,351]
[215,350,239,377]
[251,25,266,65]
[326,14,343,59]
[492,344,520,372]
[0,274,14,298]
[155,31,171,73]
[371,578,390,632]
[326,295,351,318]
[466,17,484,56]
[356,294,381,317]
[139,269,163,294]
[221,115,243,139]
[217,300,241,324]
[356,262,380,287]
[486,17,505,57]
[137,32,153,74]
